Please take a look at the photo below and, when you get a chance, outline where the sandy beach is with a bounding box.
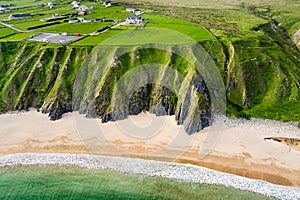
[0,110,299,188]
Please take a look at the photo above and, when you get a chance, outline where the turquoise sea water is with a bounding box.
[0,165,273,200]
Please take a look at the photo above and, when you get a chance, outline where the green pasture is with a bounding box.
[14,20,52,30]
[0,32,38,41]
[83,5,128,20]
[142,13,214,42]
[38,21,112,34]
[72,29,125,46]
[0,27,16,38]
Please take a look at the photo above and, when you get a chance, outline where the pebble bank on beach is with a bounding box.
[0,153,299,200]
[213,115,300,138]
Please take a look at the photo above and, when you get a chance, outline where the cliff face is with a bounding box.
[0,42,211,134]
[0,42,91,120]
[72,46,212,134]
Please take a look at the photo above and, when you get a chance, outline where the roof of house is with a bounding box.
[78,5,89,11]
[10,14,32,18]
[126,16,142,20]
[126,7,136,11]
[71,1,80,5]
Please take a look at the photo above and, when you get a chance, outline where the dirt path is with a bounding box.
[0,21,30,32]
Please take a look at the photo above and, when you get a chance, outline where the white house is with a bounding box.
[0,7,5,13]
[71,1,80,6]
[77,18,92,23]
[82,18,92,23]
[126,16,143,24]
[126,8,143,15]
[134,9,143,15]
[103,1,117,7]
[46,2,54,8]
[52,14,60,18]
[77,5,89,12]
[0,6,10,13]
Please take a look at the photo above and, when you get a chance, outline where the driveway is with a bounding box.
[0,21,30,32]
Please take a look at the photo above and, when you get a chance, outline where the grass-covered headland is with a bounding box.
[0,0,299,124]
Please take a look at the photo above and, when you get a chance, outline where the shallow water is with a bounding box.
[0,165,272,199]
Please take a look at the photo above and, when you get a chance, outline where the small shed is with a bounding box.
[69,19,78,23]
[126,7,136,13]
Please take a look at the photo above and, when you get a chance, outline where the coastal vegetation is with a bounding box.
[0,0,299,124]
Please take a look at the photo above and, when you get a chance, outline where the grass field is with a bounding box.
[38,21,112,34]
[0,0,49,8]
[0,32,38,41]
[0,165,273,200]
[0,27,16,38]
[13,20,54,30]
[143,13,215,42]
[82,5,128,20]
[73,13,215,46]
[99,27,199,46]
[72,29,125,46]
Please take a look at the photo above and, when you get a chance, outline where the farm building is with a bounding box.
[52,14,60,18]
[77,11,86,15]
[95,18,106,22]
[8,14,32,20]
[0,4,15,7]
[0,7,5,13]
[82,18,92,23]
[103,1,117,7]
[69,19,78,23]
[77,5,89,12]
[71,1,80,6]
[71,1,81,8]
[126,7,143,15]
[77,18,93,23]
[134,9,143,15]
[126,7,136,13]
[45,2,54,8]
[126,16,143,24]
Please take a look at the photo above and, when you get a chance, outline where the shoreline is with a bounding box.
[0,110,299,188]
[0,153,299,200]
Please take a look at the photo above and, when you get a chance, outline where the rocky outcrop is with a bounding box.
[292,29,300,50]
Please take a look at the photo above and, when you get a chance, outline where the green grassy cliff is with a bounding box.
[0,1,299,131]
[0,42,212,134]
[0,42,91,117]
[148,1,300,122]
